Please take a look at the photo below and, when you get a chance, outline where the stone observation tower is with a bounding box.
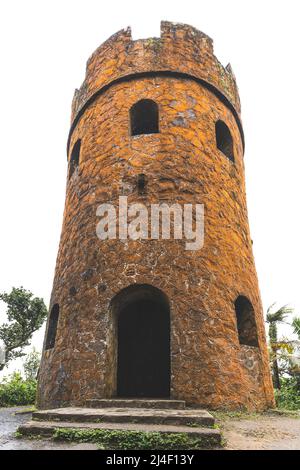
[37,22,274,411]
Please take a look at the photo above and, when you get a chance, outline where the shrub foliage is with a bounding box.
[0,372,36,406]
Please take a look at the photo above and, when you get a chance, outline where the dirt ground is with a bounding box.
[216,412,300,450]
[0,407,299,450]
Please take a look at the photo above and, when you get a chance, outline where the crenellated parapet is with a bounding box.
[71,21,241,127]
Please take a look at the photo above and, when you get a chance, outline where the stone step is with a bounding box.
[18,420,222,447]
[32,407,215,427]
[86,399,186,409]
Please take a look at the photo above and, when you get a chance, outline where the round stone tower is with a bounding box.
[37,22,274,410]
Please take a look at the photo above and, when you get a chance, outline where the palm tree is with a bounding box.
[292,317,300,338]
[266,304,294,389]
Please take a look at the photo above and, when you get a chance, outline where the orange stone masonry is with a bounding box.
[37,22,275,410]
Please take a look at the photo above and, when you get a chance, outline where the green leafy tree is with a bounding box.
[23,348,41,380]
[0,287,47,371]
[266,304,294,389]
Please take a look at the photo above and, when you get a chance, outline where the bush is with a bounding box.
[275,377,300,410]
[0,371,36,406]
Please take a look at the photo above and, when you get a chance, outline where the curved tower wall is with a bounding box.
[37,22,274,410]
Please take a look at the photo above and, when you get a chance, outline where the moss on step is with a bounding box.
[51,427,222,450]
[14,406,36,415]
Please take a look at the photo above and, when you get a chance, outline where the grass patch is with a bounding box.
[263,408,300,418]
[14,406,36,414]
[211,410,261,422]
[52,428,220,450]
[15,431,44,440]
[212,407,300,424]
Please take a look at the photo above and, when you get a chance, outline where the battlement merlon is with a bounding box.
[70,21,242,138]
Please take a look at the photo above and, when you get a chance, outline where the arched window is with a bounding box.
[130,100,159,136]
[215,120,234,162]
[69,139,81,179]
[45,304,60,350]
[234,296,259,347]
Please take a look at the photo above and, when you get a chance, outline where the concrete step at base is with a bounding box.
[32,407,214,427]
[18,420,221,447]
[86,399,186,410]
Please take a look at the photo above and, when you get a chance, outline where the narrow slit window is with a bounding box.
[69,139,81,179]
[130,100,159,136]
[45,304,60,350]
[137,173,147,194]
[215,120,234,162]
[234,296,259,347]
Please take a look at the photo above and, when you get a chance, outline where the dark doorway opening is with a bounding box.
[116,286,170,398]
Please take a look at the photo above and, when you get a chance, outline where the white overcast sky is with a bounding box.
[0,0,299,375]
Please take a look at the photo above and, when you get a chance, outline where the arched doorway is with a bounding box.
[112,285,170,398]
